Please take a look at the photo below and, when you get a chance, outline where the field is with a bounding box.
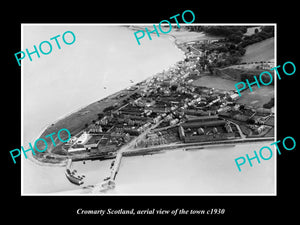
[241,37,275,63]
[244,26,262,36]
[192,74,237,91]
[236,85,274,109]
[33,88,135,161]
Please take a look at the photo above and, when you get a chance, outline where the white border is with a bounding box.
[21,23,277,196]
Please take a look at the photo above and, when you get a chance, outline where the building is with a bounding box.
[217,106,231,113]
[169,118,179,126]
[88,124,103,134]
[256,108,272,114]
[197,127,205,135]
[99,116,109,125]
[232,114,249,122]
[153,115,162,124]
[68,147,87,153]
[124,128,141,136]
[184,132,235,143]
[84,135,103,149]
[255,125,266,134]
[76,131,91,145]
[225,123,233,133]
[178,126,185,140]
[183,109,207,116]
[185,115,219,123]
[229,93,239,101]
[164,114,173,122]
[212,127,218,134]
[182,120,226,128]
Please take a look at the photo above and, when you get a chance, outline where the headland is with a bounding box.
[31,25,275,168]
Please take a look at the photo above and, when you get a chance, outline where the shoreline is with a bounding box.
[28,27,189,165]
[45,139,274,195]
[22,26,276,195]
[28,27,211,145]
[28,26,273,166]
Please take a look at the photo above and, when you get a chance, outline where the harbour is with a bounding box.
[22,25,275,195]
[22,25,186,194]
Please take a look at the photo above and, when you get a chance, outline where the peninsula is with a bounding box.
[32,25,275,170]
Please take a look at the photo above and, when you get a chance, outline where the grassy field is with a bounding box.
[244,26,261,36]
[241,37,274,63]
[236,85,274,109]
[33,88,134,162]
[192,74,237,91]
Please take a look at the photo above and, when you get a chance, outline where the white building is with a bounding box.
[229,93,239,101]
[76,131,91,145]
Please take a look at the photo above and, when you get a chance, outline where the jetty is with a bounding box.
[65,159,84,185]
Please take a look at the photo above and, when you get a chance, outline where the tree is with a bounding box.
[170,85,178,92]
[227,56,240,65]
[262,26,274,34]
[260,73,273,84]
[103,105,115,112]
[228,34,242,44]
[207,65,214,74]
[97,113,104,119]
[217,45,228,52]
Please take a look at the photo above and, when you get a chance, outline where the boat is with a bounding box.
[65,169,84,185]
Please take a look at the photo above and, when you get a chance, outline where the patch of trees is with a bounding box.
[211,43,246,68]
[185,26,248,37]
[186,26,273,43]
[187,25,274,48]
[103,105,116,113]
[198,26,248,36]
[186,26,274,69]
[240,26,274,48]
[170,85,178,92]
[263,97,274,109]
[185,26,205,32]
[240,70,274,85]
[97,113,104,119]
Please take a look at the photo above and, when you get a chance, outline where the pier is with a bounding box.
[66,158,72,171]
[110,151,123,180]
[65,158,84,185]
[90,134,274,193]
[91,120,164,193]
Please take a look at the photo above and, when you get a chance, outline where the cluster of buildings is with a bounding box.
[62,39,274,158]
[178,115,236,143]
[186,40,235,71]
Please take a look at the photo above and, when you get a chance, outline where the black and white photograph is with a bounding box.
[4,4,298,221]
[21,23,276,195]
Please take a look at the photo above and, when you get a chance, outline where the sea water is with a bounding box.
[22,25,185,194]
[114,141,275,195]
[22,25,275,195]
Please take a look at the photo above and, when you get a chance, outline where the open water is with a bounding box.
[22,25,275,195]
[22,25,184,194]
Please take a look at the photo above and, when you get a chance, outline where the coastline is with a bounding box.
[28,27,189,165]
[27,26,274,166]
[21,25,276,195]
[45,139,274,195]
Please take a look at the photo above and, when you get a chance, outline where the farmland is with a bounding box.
[241,37,274,63]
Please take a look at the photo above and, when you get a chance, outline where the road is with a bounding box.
[91,119,166,193]
[227,120,246,139]
[109,119,165,180]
